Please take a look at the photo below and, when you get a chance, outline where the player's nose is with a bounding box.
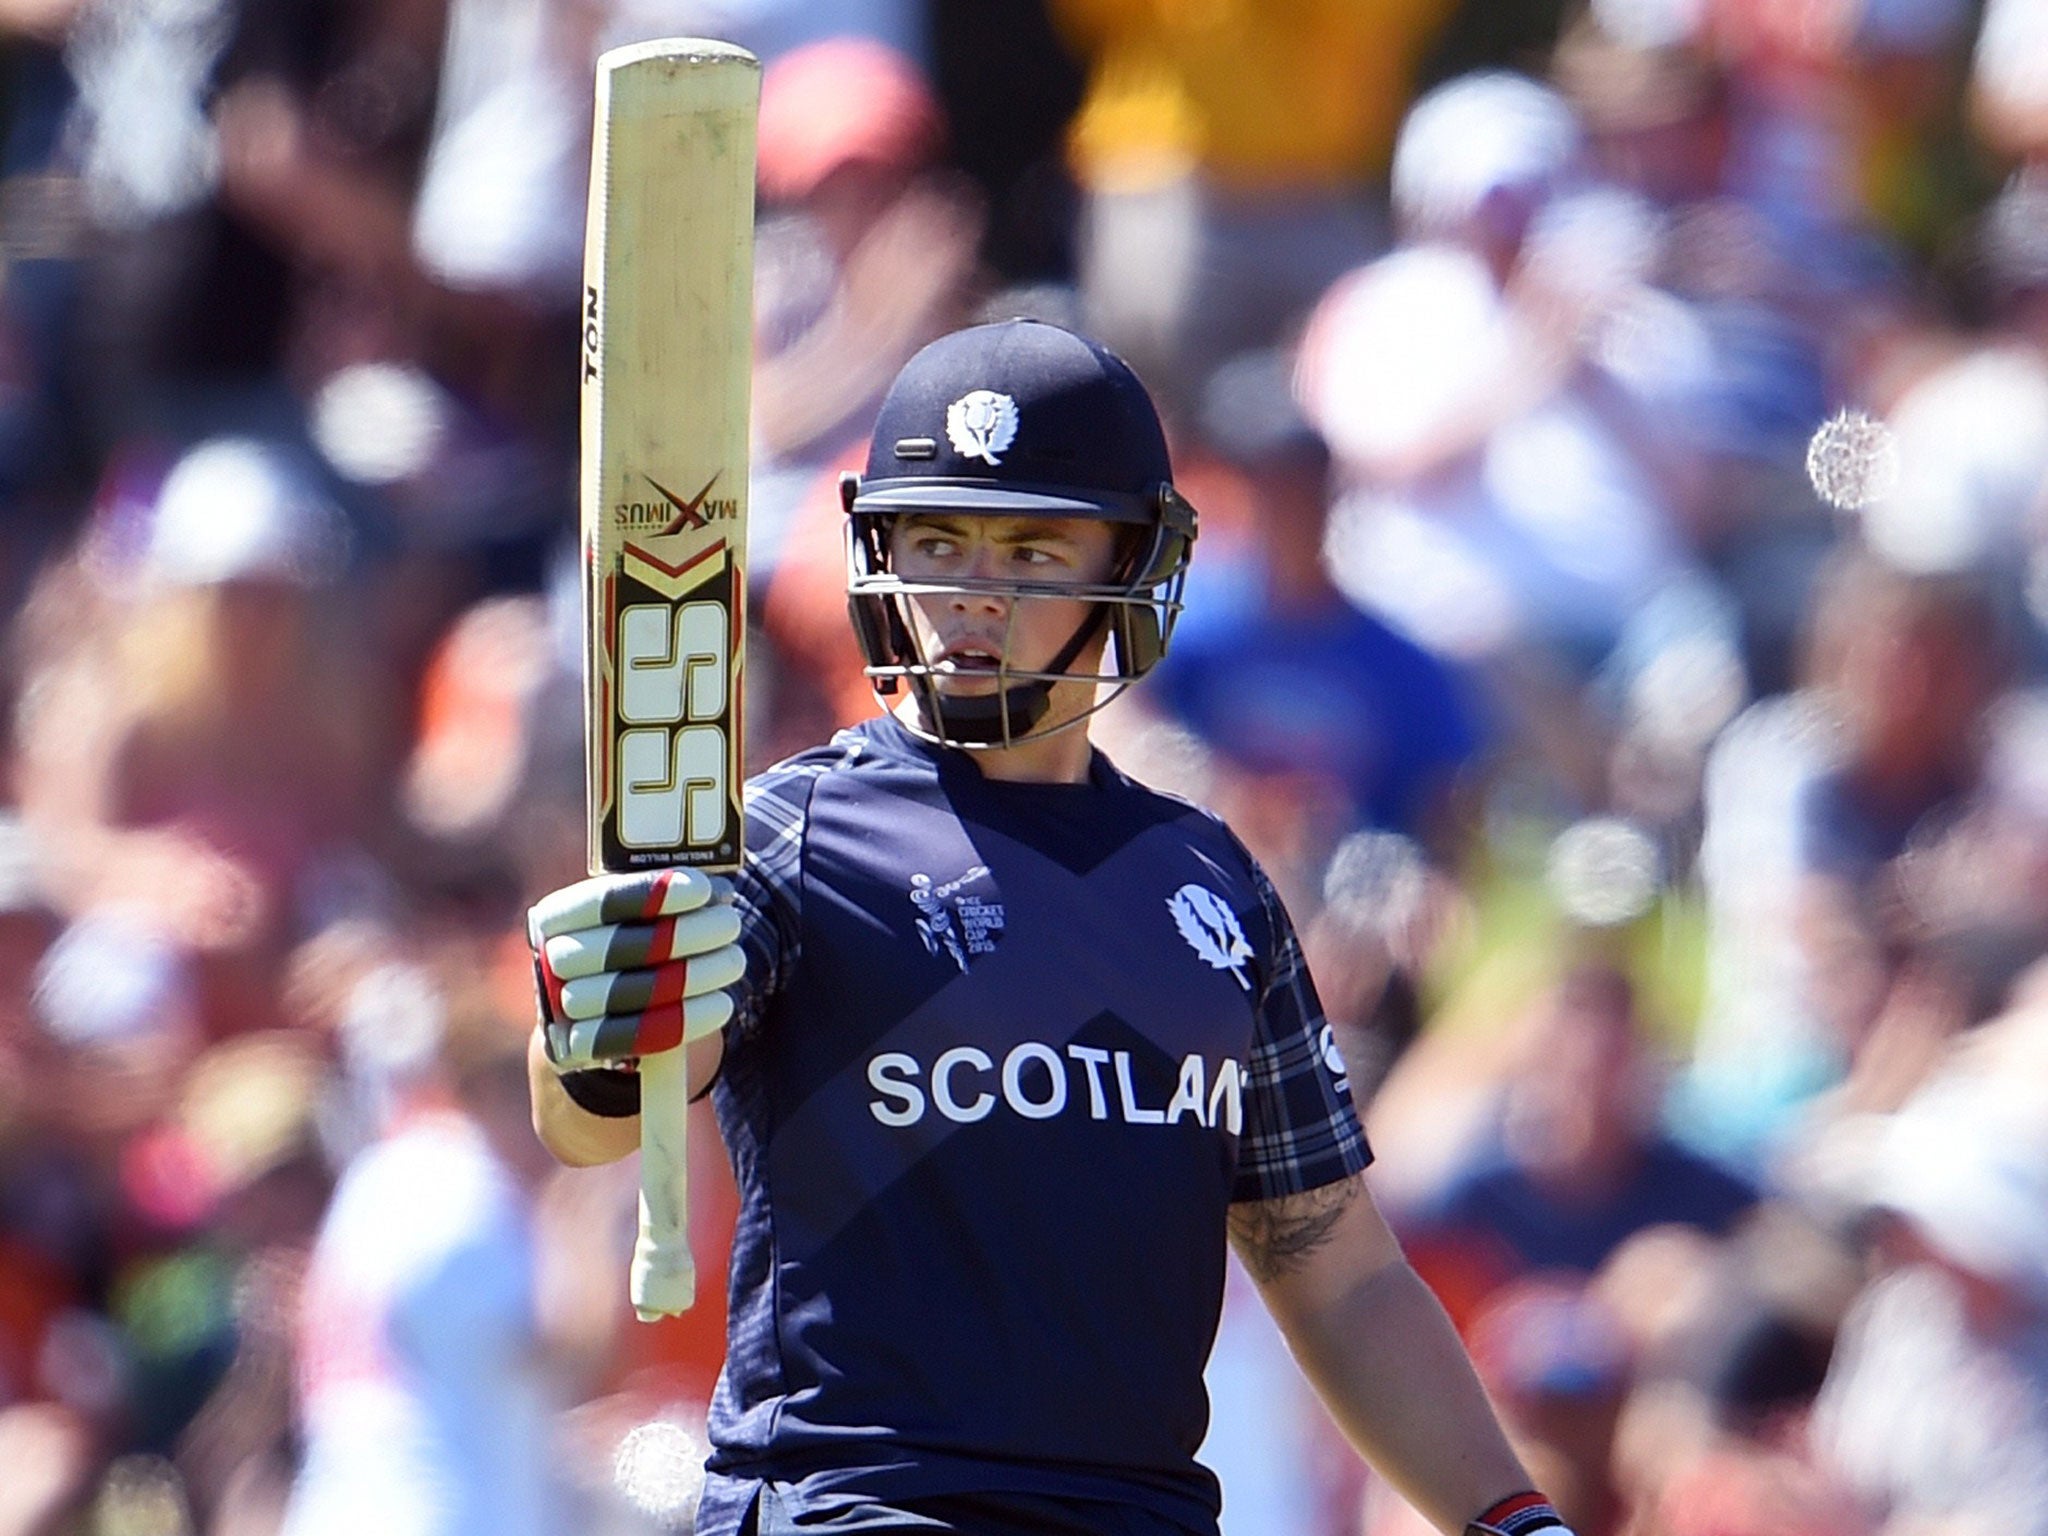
[948,542,1008,608]
[947,596,1007,629]
[948,587,1007,618]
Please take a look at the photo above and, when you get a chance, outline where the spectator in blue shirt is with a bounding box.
[1155,350,1488,854]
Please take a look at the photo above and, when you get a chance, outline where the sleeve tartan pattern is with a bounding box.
[1230,854,1373,1203]
[726,734,864,1037]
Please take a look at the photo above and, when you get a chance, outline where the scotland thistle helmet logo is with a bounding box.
[946,389,1018,466]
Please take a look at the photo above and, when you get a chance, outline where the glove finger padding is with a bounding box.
[542,903,743,980]
[528,867,717,941]
[557,942,747,1021]
[546,990,734,1070]
[528,868,746,1073]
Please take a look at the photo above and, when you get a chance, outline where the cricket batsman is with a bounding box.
[528,319,1571,1536]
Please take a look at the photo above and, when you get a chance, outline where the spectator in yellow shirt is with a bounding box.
[1051,0,1456,415]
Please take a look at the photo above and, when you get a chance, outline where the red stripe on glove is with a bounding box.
[649,959,689,1007]
[640,869,672,921]
[633,1004,686,1057]
[535,956,568,1022]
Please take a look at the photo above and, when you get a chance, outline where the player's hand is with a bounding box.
[527,868,745,1072]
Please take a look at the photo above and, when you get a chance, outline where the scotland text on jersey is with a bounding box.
[868,1043,1247,1130]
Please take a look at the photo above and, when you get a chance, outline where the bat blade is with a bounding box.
[581,37,758,1321]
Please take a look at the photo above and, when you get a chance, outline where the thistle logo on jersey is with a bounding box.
[867,1041,1245,1131]
[945,389,1018,465]
[908,866,1004,971]
[1168,885,1253,991]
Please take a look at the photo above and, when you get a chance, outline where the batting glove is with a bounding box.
[528,868,745,1071]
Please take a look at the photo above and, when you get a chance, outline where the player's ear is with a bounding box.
[1123,485,1197,585]
[841,470,909,693]
[842,471,898,568]
[1107,484,1197,676]
[1111,524,1145,579]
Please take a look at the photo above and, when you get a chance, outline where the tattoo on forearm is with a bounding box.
[1229,1176,1361,1282]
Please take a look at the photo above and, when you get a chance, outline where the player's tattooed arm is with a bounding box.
[1228,1175,1364,1283]
[1233,1173,1541,1534]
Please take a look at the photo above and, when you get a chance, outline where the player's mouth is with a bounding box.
[935,643,1004,673]
[931,642,1008,689]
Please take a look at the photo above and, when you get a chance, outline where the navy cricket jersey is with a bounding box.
[696,714,1370,1536]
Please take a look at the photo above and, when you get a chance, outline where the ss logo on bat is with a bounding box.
[616,600,729,850]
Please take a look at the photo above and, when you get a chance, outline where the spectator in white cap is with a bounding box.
[1296,72,1689,676]
[28,908,203,1142]
[1387,71,1584,279]
[141,436,348,592]
[1808,1072,2048,1534]
[9,434,377,1036]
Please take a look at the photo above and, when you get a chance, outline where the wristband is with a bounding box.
[1468,1493,1568,1536]
[555,1059,724,1118]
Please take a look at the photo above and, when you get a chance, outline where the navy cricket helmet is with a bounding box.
[842,318,1198,748]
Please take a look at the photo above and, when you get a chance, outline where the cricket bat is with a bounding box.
[581,38,758,1320]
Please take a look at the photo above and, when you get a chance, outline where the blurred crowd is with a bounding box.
[2,0,2048,1533]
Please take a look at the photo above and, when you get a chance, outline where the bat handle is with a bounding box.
[630,1046,695,1319]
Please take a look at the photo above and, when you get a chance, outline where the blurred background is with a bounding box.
[2,0,2048,1532]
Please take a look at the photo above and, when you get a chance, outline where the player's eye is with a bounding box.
[1014,545,1062,567]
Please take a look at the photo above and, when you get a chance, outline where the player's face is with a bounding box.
[887,513,1120,694]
